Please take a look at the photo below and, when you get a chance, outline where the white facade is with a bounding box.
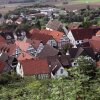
[53,66,68,78]
[16,62,24,77]
[67,30,77,47]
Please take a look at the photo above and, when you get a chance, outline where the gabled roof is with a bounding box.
[26,39,42,49]
[46,20,62,30]
[0,35,6,43]
[71,28,97,40]
[0,53,17,73]
[50,30,64,42]
[69,47,84,59]
[77,41,91,48]
[29,29,64,42]
[58,55,71,67]
[68,22,81,30]
[40,29,64,42]
[29,29,52,44]
[81,47,95,60]
[92,36,100,41]
[15,40,32,52]
[89,39,100,52]
[20,59,50,76]
[18,52,33,61]
[0,30,14,40]
[48,58,62,75]
[69,47,95,60]
[37,45,59,59]
[0,43,17,56]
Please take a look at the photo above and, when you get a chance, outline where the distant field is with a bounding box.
[73,0,100,3]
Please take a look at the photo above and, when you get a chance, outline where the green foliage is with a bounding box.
[0,56,100,100]
[76,56,96,78]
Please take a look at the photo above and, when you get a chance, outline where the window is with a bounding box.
[37,43,44,54]
[13,47,21,58]
[74,62,77,65]
[60,69,63,74]
[27,45,36,56]
[77,41,79,43]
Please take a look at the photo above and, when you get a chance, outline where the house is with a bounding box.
[46,20,63,31]
[0,35,6,44]
[0,30,15,43]
[6,19,13,24]
[48,30,69,48]
[29,29,69,48]
[18,59,50,79]
[89,39,100,53]
[47,57,68,78]
[0,43,17,56]
[68,47,95,66]
[15,40,35,58]
[15,39,45,59]
[0,53,18,73]
[37,45,59,59]
[15,17,23,25]
[14,29,27,41]
[29,29,54,45]
[67,22,82,30]
[67,28,98,46]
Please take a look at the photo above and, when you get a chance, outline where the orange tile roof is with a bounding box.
[29,29,64,42]
[18,52,33,61]
[15,40,31,52]
[50,30,64,42]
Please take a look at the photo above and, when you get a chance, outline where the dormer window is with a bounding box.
[6,35,11,39]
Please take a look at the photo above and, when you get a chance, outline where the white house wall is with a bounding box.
[67,30,77,47]
[16,62,24,77]
[55,67,68,77]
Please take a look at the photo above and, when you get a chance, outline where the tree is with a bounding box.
[76,56,96,78]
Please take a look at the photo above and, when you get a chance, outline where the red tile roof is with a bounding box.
[89,39,100,52]
[21,59,50,76]
[18,52,33,61]
[71,28,97,40]
[15,40,31,52]
[29,29,64,42]
[26,39,42,49]
[0,36,6,43]
[0,43,17,56]
[92,36,100,41]
[29,29,52,44]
